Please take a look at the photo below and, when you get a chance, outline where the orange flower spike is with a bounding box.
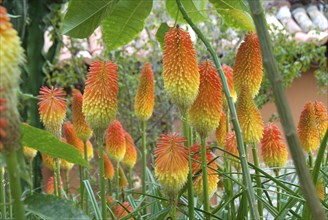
[261,123,288,169]
[82,61,119,138]
[298,102,320,152]
[163,27,200,113]
[191,144,219,199]
[122,132,137,169]
[38,86,67,138]
[233,32,263,97]
[134,63,155,121]
[215,111,227,147]
[63,122,94,160]
[188,60,223,138]
[313,101,328,138]
[115,201,133,220]
[72,89,92,141]
[236,89,264,143]
[222,64,237,103]
[45,176,63,195]
[23,146,37,162]
[155,133,189,199]
[105,120,126,163]
[103,153,114,180]
[42,154,57,171]
[225,131,240,170]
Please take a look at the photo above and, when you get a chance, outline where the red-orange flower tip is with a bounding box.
[163,27,200,113]
[297,102,321,152]
[215,111,227,147]
[72,89,93,141]
[105,120,126,163]
[155,132,188,199]
[313,101,328,138]
[224,131,240,170]
[82,61,118,137]
[222,64,237,103]
[188,60,223,138]
[103,153,115,180]
[45,176,63,195]
[261,123,288,169]
[191,144,219,199]
[115,201,133,219]
[233,32,263,97]
[38,86,67,138]
[122,132,137,169]
[134,63,155,121]
[236,89,264,143]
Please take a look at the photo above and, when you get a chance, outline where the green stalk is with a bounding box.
[65,171,69,195]
[128,168,132,190]
[83,140,89,215]
[200,137,210,219]
[176,1,259,218]
[247,0,325,218]
[170,202,177,220]
[141,120,147,215]
[8,172,12,219]
[108,179,112,196]
[97,139,107,219]
[29,160,34,195]
[55,159,62,198]
[312,129,328,183]
[0,168,6,219]
[79,166,84,208]
[6,150,25,220]
[251,143,263,218]
[53,169,57,196]
[182,115,195,220]
[274,171,280,211]
[116,162,120,201]
[308,152,313,168]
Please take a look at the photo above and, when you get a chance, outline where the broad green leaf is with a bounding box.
[209,0,255,31]
[102,0,153,51]
[63,0,116,38]
[155,22,170,49]
[20,124,88,167]
[24,193,90,219]
[166,0,208,24]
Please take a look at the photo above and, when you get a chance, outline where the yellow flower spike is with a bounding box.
[261,123,288,169]
[224,131,240,170]
[188,60,223,138]
[236,89,264,143]
[298,102,321,152]
[122,131,137,169]
[59,137,74,171]
[103,153,114,180]
[233,32,263,97]
[215,111,227,147]
[118,165,128,190]
[163,27,200,113]
[38,86,67,138]
[63,122,93,160]
[0,6,24,88]
[313,101,328,138]
[134,63,155,121]
[82,61,119,138]
[23,146,37,162]
[105,120,126,163]
[155,132,189,200]
[72,89,93,142]
[191,144,219,200]
[222,64,237,103]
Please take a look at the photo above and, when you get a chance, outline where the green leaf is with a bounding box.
[20,124,88,167]
[63,0,116,38]
[166,0,208,24]
[155,22,170,49]
[24,193,90,219]
[102,0,153,51]
[209,0,255,31]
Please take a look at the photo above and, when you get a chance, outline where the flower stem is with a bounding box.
[79,165,84,208]
[6,150,25,220]
[108,179,112,196]
[55,159,62,198]
[116,162,120,201]
[200,137,210,219]
[274,170,280,211]
[176,1,259,218]
[29,160,34,195]
[308,152,313,168]
[83,140,89,215]
[247,0,325,218]
[182,115,195,220]
[141,120,147,215]
[97,138,107,219]
[65,171,69,195]
[0,168,6,219]
[251,143,263,219]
